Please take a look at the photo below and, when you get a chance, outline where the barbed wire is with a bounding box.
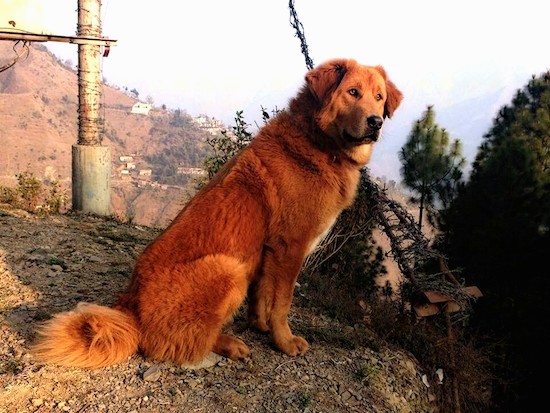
[288,0,314,71]
[77,57,106,145]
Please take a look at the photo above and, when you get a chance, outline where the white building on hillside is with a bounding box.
[131,102,152,115]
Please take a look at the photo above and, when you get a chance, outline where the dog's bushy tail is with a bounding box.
[31,302,139,369]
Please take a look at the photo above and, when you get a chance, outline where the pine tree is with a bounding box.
[399,105,465,230]
[441,71,550,412]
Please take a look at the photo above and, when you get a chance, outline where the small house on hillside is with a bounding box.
[192,115,225,135]
[177,167,206,175]
[131,102,152,115]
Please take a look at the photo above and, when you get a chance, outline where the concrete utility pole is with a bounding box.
[72,0,111,215]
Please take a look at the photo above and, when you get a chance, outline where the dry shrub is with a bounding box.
[369,297,493,413]
[0,171,68,215]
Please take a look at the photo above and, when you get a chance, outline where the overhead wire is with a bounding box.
[0,37,30,73]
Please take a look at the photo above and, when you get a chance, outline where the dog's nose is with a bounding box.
[367,115,383,130]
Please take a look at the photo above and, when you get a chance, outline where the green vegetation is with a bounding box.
[354,363,380,384]
[0,171,67,215]
[439,71,550,412]
[301,170,387,322]
[0,358,23,375]
[143,110,212,186]
[169,109,193,128]
[203,110,253,179]
[399,105,465,230]
[386,70,550,412]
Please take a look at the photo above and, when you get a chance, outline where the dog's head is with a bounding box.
[306,58,403,164]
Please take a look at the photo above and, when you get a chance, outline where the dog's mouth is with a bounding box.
[343,129,379,144]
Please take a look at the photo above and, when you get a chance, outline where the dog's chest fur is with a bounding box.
[304,163,360,255]
[248,128,362,256]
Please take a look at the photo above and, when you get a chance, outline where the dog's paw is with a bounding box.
[226,338,251,360]
[277,335,309,356]
[213,334,250,360]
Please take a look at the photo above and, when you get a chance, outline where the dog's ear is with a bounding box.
[306,59,349,103]
[375,65,403,118]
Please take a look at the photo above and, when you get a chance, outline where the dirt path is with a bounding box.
[0,205,436,412]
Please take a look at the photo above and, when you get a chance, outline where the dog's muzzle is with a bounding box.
[367,115,384,131]
[365,115,383,142]
[343,115,384,143]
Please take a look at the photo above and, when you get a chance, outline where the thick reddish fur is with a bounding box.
[31,59,402,368]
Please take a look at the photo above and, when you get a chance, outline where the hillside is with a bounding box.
[0,42,214,227]
[0,204,437,412]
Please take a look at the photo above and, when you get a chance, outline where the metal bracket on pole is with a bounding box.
[0,31,117,48]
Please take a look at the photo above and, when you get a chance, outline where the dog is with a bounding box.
[31,58,402,368]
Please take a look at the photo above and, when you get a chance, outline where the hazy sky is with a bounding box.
[9,0,549,180]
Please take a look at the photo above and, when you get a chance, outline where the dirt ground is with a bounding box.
[0,205,437,413]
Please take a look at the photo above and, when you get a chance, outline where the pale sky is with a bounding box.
[5,0,549,181]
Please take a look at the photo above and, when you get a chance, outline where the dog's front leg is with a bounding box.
[271,286,309,356]
[251,242,309,356]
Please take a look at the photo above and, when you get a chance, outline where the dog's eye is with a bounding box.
[348,88,359,97]
[375,93,383,101]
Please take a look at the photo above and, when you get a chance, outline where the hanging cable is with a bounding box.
[0,39,30,73]
[288,0,314,71]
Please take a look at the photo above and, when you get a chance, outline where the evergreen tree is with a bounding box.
[441,71,550,412]
[399,105,465,229]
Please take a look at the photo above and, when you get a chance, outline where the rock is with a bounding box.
[340,390,352,401]
[31,398,43,407]
[181,352,224,370]
[143,365,162,382]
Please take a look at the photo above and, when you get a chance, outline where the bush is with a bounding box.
[0,171,67,215]
[38,180,68,215]
[203,110,253,179]
[15,171,42,211]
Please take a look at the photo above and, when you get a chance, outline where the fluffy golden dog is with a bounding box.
[32,58,402,368]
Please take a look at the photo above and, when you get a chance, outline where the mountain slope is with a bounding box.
[0,42,217,226]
